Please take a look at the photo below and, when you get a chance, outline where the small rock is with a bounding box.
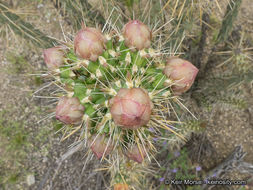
[42,157,48,163]
[26,174,35,186]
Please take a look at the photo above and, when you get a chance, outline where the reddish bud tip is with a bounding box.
[74,27,106,61]
[109,88,153,129]
[163,57,199,95]
[123,20,151,50]
[55,96,85,125]
[114,183,129,190]
[89,134,113,159]
[43,47,64,70]
[125,144,146,163]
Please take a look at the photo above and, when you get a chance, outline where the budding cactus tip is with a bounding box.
[164,57,199,94]
[89,135,113,159]
[109,88,152,130]
[125,144,146,163]
[74,27,106,61]
[43,46,64,70]
[123,20,151,50]
[55,96,85,125]
[114,183,129,190]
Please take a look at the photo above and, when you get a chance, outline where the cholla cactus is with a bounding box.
[41,18,199,189]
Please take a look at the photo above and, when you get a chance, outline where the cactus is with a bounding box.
[40,14,200,189]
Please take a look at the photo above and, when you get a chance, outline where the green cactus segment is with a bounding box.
[102,122,110,134]
[66,49,78,62]
[151,73,167,89]
[118,42,128,61]
[84,103,96,117]
[87,61,100,73]
[73,82,107,104]
[131,51,147,68]
[142,68,167,90]
[73,82,87,101]
[106,39,114,50]
[59,66,74,79]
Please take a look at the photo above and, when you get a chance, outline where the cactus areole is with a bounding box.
[109,88,153,130]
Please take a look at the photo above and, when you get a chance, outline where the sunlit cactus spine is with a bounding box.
[42,19,199,189]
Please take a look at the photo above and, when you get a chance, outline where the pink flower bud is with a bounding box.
[55,96,85,125]
[109,88,153,129]
[163,57,199,95]
[89,134,113,159]
[43,47,64,70]
[74,27,106,61]
[114,183,129,190]
[122,20,151,50]
[125,144,146,163]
